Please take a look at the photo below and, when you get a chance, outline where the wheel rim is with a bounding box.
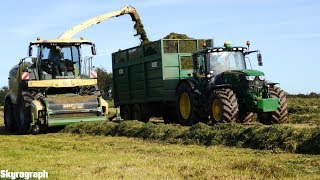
[179,93,191,119]
[212,99,222,121]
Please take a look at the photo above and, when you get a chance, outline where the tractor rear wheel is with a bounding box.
[4,99,17,132]
[258,86,288,124]
[17,92,34,134]
[133,104,149,122]
[120,105,132,120]
[209,88,239,123]
[176,82,203,126]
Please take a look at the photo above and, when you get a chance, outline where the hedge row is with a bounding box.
[63,121,320,154]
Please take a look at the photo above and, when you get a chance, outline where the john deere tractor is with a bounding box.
[3,38,108,134]
[176,41,288,125]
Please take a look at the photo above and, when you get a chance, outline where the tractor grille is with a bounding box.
[247,77,264,92]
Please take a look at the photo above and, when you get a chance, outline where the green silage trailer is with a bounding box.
[112,39,208,122]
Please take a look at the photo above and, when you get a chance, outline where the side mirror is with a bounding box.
[257,53,263,66]
[28,46,33,57]
[91,44,97,55]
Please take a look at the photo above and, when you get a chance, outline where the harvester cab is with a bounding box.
[176,41,288,125]
[27,38,97,80]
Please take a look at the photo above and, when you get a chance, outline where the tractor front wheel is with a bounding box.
[258,86,288,124]
[209,88,239,123]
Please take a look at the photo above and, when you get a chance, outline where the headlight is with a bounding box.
[258,75,265,81]
[245,76,255,81]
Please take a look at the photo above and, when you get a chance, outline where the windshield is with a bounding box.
[39,45,81,79]
[209,51,246,75]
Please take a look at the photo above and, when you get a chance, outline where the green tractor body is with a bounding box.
[112,39,288,125]
[4,38,108,134]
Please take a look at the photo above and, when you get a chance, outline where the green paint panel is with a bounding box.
[48,116,106,127]
[147,78,163,88]
[257,98,279,112]
[130,72,145,82]
[148,87,163,97]
[163,67,180,79]
[117,83,129,91]
[132,81,145,90]
[164,79,180,89]
[146,69,162,79]
[164,90,176,101]
[131,90,145,99]
[162,54,179,66]
[129,64,144,73]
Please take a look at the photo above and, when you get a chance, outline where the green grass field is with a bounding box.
[0,96,320,179]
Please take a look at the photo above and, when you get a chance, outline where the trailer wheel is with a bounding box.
[176,82,203,126]
[17,92,34,134]
[120,105,132,120]
[133,104,149,123]
[4,98,17,132]
[209,88,239,123]
[258,86,288,124]
[163,109,178,124]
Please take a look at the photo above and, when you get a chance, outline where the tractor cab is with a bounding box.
[28,38,97,80]
[192,42,262,80]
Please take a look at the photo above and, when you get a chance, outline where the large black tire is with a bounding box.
[239,112,254,123]
[209,88,239,123]
[176,82,205,126]
[133,104,149,123]
[258,86,288,124]
[120,105,132,120]
[17,92,35,134]
[4,98,17,132]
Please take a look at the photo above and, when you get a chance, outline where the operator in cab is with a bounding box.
[49,46,67,78]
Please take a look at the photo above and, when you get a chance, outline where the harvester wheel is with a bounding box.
[17,92,34,134]
[176,82,203,126]
[209,88,239,123]
[120,105,132,120]
[133,104,149,123]
[4,99,17,132]
[258,86,288,124]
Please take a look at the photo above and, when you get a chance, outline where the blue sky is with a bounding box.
[0,0,319,93]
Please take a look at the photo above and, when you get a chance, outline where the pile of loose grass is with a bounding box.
[63,121,320,154]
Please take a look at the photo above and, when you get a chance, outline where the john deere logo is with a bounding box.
[63,103,84,110]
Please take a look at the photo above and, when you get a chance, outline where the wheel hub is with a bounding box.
[179,93,191,119]
[212,99,222,121]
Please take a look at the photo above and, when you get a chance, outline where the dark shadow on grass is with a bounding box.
[0,124,66,136]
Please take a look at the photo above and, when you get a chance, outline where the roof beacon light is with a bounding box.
[224,41,231,48]
[246,40,250,50]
